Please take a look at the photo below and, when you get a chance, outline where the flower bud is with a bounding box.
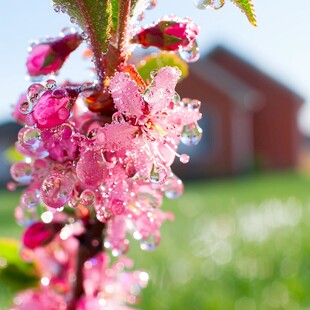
[26,33,82,76]
[32,88,78,129]
[132,18,199,51]
[22,222,63,249]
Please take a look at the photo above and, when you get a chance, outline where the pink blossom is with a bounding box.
[22,222,63,249]
[11,288,67,310]
[32,89,74,129]
[26,33,81,76]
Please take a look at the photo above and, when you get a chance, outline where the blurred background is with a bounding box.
[1,0,310,309]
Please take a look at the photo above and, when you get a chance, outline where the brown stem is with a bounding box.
[118,0,132,55]
[68,219,106,310]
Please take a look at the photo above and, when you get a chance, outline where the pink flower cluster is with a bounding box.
[9,6,202,308]
[12,248,148,310]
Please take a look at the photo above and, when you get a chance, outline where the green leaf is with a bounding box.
[110,0,139,35]
[0,239,38,290]
[111,0,119,32]
[137,52,189,83]
[52,0,113,52]
[230,0,257,26]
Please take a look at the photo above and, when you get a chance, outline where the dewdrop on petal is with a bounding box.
[181,122,203,146]
[41,172,74,209]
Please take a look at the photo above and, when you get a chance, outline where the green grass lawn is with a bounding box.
[1,171,310,309]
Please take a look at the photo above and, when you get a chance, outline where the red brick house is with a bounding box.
[174,46,304,178]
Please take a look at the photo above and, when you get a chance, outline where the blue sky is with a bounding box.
[1,0,310,133]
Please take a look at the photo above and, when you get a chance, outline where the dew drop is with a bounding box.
[76,150,108,186]
[150,164,169,184]
[21,190,40,208]
[10,162,33,184]
[45,79,57,90]
[81,32,89,40]
[150,69,158,79]
[164,175,184,199]
[61,6,68,13]
[181,98,201,110]
[80,189,95,207]
[180,153,190,164]
[213,0,225,9]
[70,16,77,24]
[172,92,181,104]
[52,88,68,99]
[180,122,203,146]
[193,0,213,9]
[19,101,33,114]
[53,4,61,12]
[41,172,74,209]
[140,234,159,251]
[18,127,44,153]
[178,41,200,63]
[27,83,45,105]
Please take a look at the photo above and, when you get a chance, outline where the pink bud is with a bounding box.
[26,33,82,76]
[22,222,63,249]
[133,18,199,51]
[32,88,75,128]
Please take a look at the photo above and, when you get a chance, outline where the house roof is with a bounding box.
[206,46,304,104]
[190,57,264,111]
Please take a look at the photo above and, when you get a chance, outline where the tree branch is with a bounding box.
[68,219,106,310]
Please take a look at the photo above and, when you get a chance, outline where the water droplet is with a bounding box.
[81,32,89,40]
[193,0,224,9]
[41,172,74,209]
[27,83,45,105]
[10,162,33,184]
[181,98,201,110]
[70,16,77,24]
[150,164,169,184]
[53,4,61,12]
[164,175,184,199]
[172,92,181,104]
[61,5,68,13]
[150,69,158,79]
[80,189,95,207]
[52,88,68,99]
[96,208,112,223]
[19,101,33,114]
[180,153,190,164]
[76,150,108,186]
[193,0,213,9]
[180,122,202,145]
[178,41,200,63]
[213,0,225,9]
[21,190,40,208]
[18,127,41,150]
[140,234,159,251]
[45,79,57,90]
